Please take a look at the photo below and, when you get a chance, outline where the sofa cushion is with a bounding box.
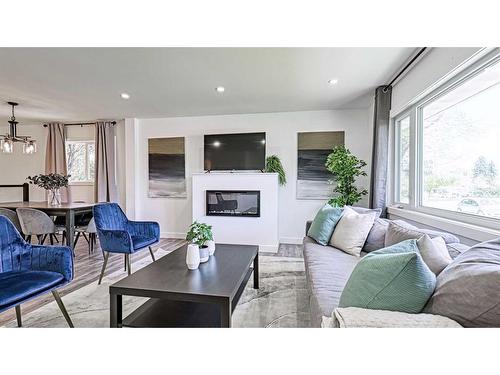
[389,220,459,244]
[131,235,157,251]
[339,239,436,313]
[416,235,453,275]
[425,238,500,327]
[363,218,390,252]
[303,236,360,327]
[330,207,377,256]
[349,206,382,218]
[0,270,64,310]
[307,205,343,245]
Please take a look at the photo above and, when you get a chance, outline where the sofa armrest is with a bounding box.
[29,245,73,282]
[97,229,133,253]
[127,220,160,241]
[305,221,313,235]
[322,307,462,328]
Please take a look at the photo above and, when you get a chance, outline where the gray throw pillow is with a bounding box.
[424,238,500,327]
[391,220,459,244]
[385,222,425,247]
[363,218,390,252]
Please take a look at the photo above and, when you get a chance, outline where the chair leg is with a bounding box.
[41,234,47,245]
[15,305,22,327]
[98,252,110,285]
[82,232,90,245]
[37,235,43,244]
[90,233,94,253]
[149,246,156,262]
[73,231,81,248]
[124,254,127,271]
[26,235,31,244]
[52,290,74,328]
[126,254,131,276]
[52,234,59,243]
[50,234,54,245]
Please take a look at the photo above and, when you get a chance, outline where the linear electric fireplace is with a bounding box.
[206,190,260,217]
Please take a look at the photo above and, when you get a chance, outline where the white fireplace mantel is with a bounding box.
[191,172,279,253]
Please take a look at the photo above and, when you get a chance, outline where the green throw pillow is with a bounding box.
[307,205,344,246]
[339,239,436,313]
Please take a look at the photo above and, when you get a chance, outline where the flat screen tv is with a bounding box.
[204,132,266,171]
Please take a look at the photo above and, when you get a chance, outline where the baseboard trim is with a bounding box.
[279,237,303,245]
[161,232,186,239]
[259,244,279,253]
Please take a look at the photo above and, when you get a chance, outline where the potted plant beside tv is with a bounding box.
[185,221,214,269]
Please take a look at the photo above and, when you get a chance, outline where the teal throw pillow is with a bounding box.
[339,239,436,313]
[307,205,344,246]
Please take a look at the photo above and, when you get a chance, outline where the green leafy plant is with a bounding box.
[26,173,70,190]
[186,221,213,247]
[325,146,368,207]
[264,155,287,186]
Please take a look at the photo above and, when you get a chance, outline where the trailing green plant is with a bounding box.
[26,173,70,191]
[325,145,368,207]
[186,221,213,247]
[264,155,287,186]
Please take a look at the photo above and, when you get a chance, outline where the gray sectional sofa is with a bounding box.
[303,219,470,327]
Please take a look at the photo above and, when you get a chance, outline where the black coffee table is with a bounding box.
[109,243,259,328]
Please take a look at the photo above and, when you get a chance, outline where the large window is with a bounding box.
[393,52,500,225]
[66,141,95,183]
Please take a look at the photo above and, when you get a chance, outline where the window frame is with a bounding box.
[393,112,413,205]
[391,49,500,230]
[66,140,95,185]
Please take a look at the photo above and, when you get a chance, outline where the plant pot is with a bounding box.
[186,244,200,270]
[48,188,62,206]
[199,245,209,263]
[206,240,216,256]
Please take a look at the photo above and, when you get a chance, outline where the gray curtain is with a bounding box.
[95,121,118,202]
[45,123,72,202]
[369,86,392,217]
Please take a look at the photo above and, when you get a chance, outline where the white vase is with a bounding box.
[186,244,200,270]
[199,245,209,263]
[206,240,216,256]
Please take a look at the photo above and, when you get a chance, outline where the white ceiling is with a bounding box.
[0,48,416,123]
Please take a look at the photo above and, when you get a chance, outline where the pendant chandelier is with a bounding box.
[1,102,37,154]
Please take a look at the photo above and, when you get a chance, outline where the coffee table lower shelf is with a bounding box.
[121,267,253,328]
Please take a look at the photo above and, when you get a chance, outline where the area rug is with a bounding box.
[2,248,309,328]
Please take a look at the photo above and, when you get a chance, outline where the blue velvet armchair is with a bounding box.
[0,215,74,327]
[93,203,160,284]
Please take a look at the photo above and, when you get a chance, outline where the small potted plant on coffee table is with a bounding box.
[185,221,213,269]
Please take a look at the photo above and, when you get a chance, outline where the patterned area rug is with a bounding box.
[2,247,309,328]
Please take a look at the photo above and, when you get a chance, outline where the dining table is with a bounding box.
[0,201,95,249]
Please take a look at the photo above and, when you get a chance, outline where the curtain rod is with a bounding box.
[384,47,427,91]
[43,121,116,127]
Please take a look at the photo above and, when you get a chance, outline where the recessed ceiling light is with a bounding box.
[120,93,130,99]
[215,86,225,93]
[328,79,339,85]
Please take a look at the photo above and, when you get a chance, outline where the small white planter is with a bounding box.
[199,246,210,263]
[206,240,216,256]
[186,244,200,270]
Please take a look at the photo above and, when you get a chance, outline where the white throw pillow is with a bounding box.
[416,234,453,275]
[329,206,376,256]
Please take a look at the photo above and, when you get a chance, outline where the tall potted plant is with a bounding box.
[26,173,70,206]
[325,146,368,207]
[185,221,213,269]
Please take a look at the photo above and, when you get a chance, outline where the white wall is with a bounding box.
[0,124,47,202]
[125,109,372,243]
[391,47,483,116]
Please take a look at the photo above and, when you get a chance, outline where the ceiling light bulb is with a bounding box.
[120,93,130,99]
[215,86,225,93]
[23,140,37,154]
[328,79,339,85]
[1,139,13,153]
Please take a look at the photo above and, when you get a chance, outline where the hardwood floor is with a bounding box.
[0,235,186,327]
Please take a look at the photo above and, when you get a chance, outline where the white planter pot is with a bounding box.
[199,246,209,263]
[206,240,216,256]
[186,244,200,270]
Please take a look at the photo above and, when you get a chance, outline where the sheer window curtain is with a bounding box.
[95,121,118,202]
[369,86,392,217]
[45,123,72,203]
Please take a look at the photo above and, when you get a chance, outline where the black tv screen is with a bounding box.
[204,132,266,171]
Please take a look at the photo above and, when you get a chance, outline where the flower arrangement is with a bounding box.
[26,173,70,190]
